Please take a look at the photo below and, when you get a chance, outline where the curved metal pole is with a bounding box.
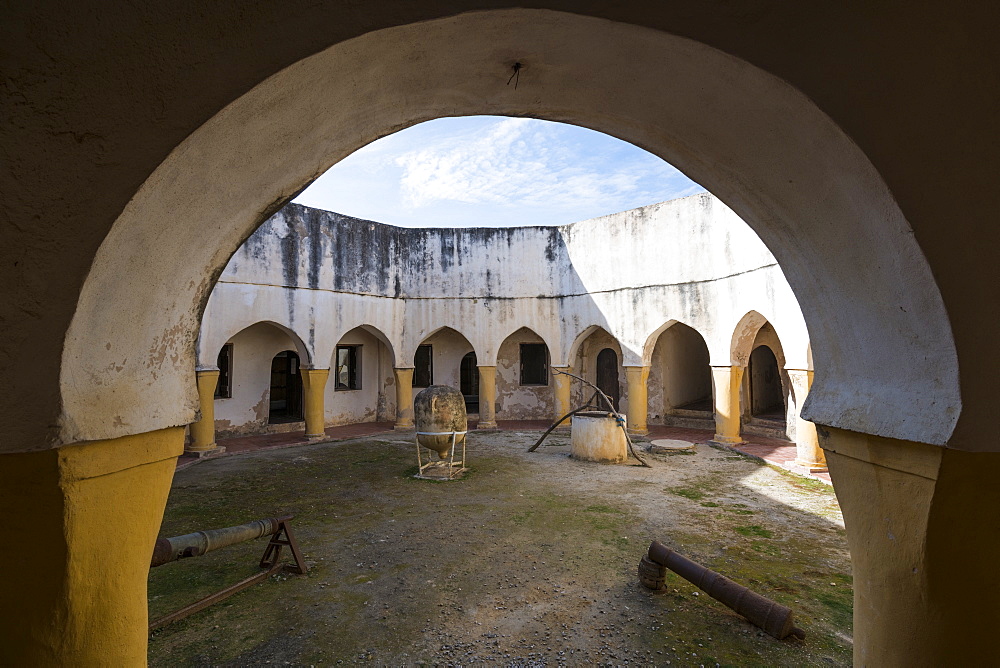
[530,369,650,467]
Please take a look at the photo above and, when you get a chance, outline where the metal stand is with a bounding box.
[149,517,307,632]
[415,430,468,480]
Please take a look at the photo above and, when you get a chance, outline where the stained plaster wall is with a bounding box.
[495,329,554,420]
[198,193,810,432]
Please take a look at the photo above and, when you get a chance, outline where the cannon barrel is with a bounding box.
[151,515,291,568]
[647,540,805,640]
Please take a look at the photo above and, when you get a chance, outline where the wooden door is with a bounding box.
[596,348,620,411]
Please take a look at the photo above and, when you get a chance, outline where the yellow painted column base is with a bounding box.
[708,434,746,446]
[393,367,415,430]
[710,365,745,445]
[625,365,650,435]
[0,427,183,665]
[822,426,1000,665]
[477,365,498,429]
[300,368,330,438]
[789,369,826,471]
[551,366,572,429]
[188,368,224,456]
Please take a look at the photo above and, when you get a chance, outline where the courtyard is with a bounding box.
[149,429,850,666]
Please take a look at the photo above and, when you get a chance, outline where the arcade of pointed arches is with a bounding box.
[191,197,820,468]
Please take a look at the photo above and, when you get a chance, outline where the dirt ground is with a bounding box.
[148,430,851,667]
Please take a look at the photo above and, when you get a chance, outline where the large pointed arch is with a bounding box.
[60,8,957,448]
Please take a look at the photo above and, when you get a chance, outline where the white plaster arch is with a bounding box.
[729,310,771,368]
[566,325,617,368]
[408,325,479,366]
[641,319,714,367]
[493,325,559,368]
[198,317,313,369]
[328,322,398,368]
[60,8,958,446]
[329,323,400,369]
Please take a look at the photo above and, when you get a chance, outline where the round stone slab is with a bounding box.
[649,439,695,453]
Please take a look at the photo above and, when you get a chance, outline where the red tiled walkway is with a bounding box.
[176,421,395,470]
[178,420,831,484]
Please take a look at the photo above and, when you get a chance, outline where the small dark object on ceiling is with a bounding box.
[507,62,522,89]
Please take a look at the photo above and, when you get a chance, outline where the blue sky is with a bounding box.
[294,116,705,228]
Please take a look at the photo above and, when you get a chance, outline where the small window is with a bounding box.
[520,343,549,385]
[215,343,233,399]
[413,344,433,387]
[335,345,361,390]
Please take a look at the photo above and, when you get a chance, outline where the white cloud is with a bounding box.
[393,118,683,212]
[295,116,705,227]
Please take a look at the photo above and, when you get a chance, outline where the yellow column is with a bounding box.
[552,365,572,428]
[822,427,1000,665]
[477,365,498,429]
[300,368,330,438]
[188,368,224,456]
[788,369,826,471]
[393,367,414,430]
[711,365,745,444]
[624,365,650,435]
[0,427,183,665]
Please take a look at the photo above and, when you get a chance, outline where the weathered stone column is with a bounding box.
[710,365,745,445]
[787,369,826,471]
[188,368,224,456]
[551,365,572,428]
[300,368,330,438]
[0,428,183,666]
[823,428,1000,665]
[393,367,414,430]
[477,365,498,429]
[624,365,651,435]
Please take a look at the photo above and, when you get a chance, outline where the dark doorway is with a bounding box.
[269,350,303,423]
[460,351,479,413]
[749,345,784,421]
[413,344,433,387]
[596,347,620,411]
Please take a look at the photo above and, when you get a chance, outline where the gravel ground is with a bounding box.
[148,430,851,666]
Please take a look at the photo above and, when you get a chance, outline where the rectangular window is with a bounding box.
[520,343,549,385]
[413,344,433,387]
[335,345,361,390]
[215,343,233,398]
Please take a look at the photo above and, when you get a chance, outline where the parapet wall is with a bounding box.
[201,193,809,371]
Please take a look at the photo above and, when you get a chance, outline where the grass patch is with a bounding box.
[584,504,624,514]
[511,510,534,525]
[766,464,831,493]
[700,501,720,508]
[735,525,773,538]
[669,487,706,501]
[817,591,852,616]
[750,540,780,556]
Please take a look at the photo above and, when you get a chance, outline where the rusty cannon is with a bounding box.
[149,515,307,631]
[151,516,293,566]
[640,540,805,640]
